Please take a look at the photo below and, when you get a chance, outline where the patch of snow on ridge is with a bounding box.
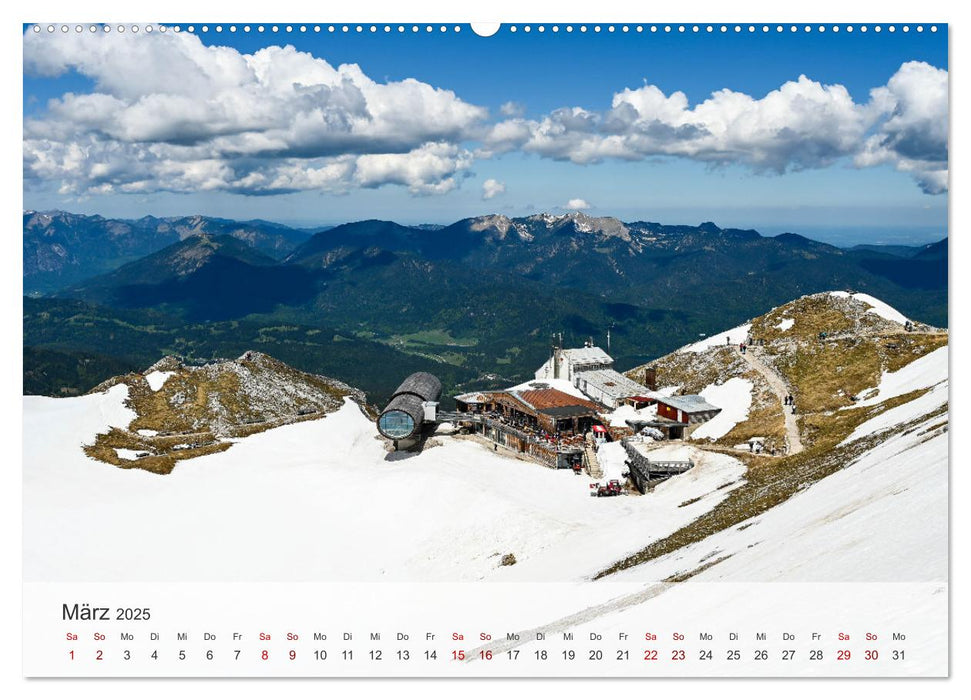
[692,378,753,440]
[684,323,751,353]
[853,292,910,324]
[828,291,909,324]
[776,318,794,331]
[144,371,173,392]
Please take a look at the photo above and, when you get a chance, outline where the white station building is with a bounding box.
[534,342,654,409]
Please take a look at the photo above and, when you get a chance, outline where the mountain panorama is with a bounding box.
[24,290,948,589]
[23,210,947,405]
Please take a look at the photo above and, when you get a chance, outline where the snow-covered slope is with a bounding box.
[23,392,745,583]
[611,381,947,583]
[852,345,948,409]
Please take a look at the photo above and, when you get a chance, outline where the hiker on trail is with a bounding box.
[726,336,730,346]
[740,343,746,354]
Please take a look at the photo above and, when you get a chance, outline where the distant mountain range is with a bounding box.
[24,210,317,293]
[23,210,947,400]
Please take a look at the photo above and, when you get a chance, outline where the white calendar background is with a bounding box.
[23,581,946,677]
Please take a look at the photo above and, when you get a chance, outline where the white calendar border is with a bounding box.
[2,0,963,697]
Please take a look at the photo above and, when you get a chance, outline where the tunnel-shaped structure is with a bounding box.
[377,372,443,440]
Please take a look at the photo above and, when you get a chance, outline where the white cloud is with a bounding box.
[22,31,485,196]
[481,178,506,200]
[565,198,590,210]
[855,61,948,194]
[22,30,948,198]
[484,62,948,193]
[499,101,525,117]
[354,143,473,194]
[486,76,867,172]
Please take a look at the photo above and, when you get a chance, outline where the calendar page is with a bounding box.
[21,19,949,679]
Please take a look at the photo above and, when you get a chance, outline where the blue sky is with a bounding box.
[23,23,948,244]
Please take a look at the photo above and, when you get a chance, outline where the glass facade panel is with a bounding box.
[378,410,416,439]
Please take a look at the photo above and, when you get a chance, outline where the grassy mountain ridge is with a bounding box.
[601,291,948,577]
[85,351,366,475]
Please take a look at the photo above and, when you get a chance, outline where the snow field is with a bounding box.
[691,377,753,440]
[144,370,174,391]
[24,394,745,583]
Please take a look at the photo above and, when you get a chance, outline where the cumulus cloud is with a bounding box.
[483,77,868,171]
[22,29,948,198]
[484,62,948,193]
[23,30,485,195]
[481,178,506,200]
[855,61,949,194]
[499,101,525,117]
[565,198,591,210]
